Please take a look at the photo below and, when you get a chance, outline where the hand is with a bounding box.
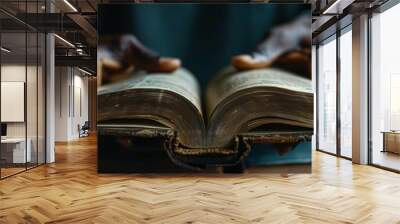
[98,35,181,85]
[231,14,311,78]
[232,48,311,78]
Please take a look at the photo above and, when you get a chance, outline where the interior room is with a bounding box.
[1,0,400,223]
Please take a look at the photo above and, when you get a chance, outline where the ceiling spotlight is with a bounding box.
[54,34,75,48]
[1,47,11,53]
[76,48,85,55]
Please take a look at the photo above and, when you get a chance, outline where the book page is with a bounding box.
[206,67,313,117]
[98,68,202,113]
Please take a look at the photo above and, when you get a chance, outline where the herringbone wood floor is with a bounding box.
[1,135,400,224]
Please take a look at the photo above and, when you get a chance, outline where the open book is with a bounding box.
[98,67,313,149]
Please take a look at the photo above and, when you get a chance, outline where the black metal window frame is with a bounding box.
[315,0,400,173]
[315,22,353,161]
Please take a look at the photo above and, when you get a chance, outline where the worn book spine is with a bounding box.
[98,125,312,170]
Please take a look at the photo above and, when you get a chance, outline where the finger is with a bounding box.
[144,57,181,73]
[231,54,274,70]
[231,50,310,78]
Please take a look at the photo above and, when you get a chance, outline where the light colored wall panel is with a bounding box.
[1,82,25,122]
[1,65,26,138]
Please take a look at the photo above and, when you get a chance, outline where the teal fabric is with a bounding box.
[245,141,312,166]
[98,4,310,87]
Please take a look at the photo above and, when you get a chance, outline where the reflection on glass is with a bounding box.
[371,4,400,171]
[318,36,337,154]
[340,28,352,158]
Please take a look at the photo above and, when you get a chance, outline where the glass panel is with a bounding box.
[1,31,27,177]
[339,28,352,158]
[371,4,400,171]
[312,45,317,150]
[317,36,337,154]
[0,1,46,178]
[27,31,38,169]
[38,32,45,165]
[26,0,39,169]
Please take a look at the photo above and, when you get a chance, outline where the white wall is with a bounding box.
[1,82,25,122]
[55,67,69,141]
[55,67,89,141]
[71,73,89,138]
[1,65,38,138]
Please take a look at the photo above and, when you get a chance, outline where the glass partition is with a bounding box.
[339,26,352,158]
[38,32,45,165]
[0,31,28,177]
[27,30,38,169]
[317,35,337,154]
[0,1,46,179]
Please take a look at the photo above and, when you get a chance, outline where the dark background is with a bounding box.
[98,4,309,87]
